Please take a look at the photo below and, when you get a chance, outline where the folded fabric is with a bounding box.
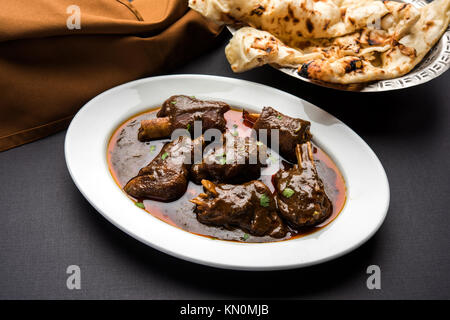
[0,0,222,151]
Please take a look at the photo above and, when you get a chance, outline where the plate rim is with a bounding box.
[65,74,390,270]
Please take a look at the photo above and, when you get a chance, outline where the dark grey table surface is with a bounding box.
[1,35,449,300]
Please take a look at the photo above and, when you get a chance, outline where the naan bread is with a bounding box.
[189,0,418,43]
[224,0,450,84]
[225,27,322,72]
[301,0,450,83]
[226,27,389,73]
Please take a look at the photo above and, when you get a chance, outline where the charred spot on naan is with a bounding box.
[398,44,417,58]
[296,41,312,50]
[423,21,435,32]
[360,29,390,46]
[306,19,314,34]
[298,56,365,80]
[250,5,265,16]
[345,58,364,73]
[287,4,300,24]
[298,61,314,78]
[251,36,279,55]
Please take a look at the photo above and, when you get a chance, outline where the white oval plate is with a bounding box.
[65,75,390,270]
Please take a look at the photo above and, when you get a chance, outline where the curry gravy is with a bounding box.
[107,108,346,243]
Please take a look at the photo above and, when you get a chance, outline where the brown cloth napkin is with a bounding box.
[0,0,222,151]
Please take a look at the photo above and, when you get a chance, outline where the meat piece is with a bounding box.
[244,107,312,163]
[273,142,332,228]
[190,133,267,184]
[138,95,230,141]
[124,136,203,201]
[138,117,172,141]
[191,180,287,238]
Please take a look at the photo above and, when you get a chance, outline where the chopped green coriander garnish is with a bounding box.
[277,115,282,120]
[135,202,145,209]
[243,233,250,241]
[161,152,169,160]
[260,194,270,207]
[233,124,238,129]
[186,123,191,131]
[219,157,227,165]
[282,188,295,198]
[149,145,156,153]
[171,100,177,105]
[232,131,239,137]
[190,96,196,99]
